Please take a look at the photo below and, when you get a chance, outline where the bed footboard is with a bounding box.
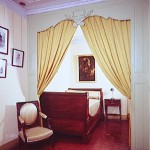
[40,88,104,142]
[40,92,88,135]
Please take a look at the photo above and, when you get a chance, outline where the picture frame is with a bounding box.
[12,48,24,68]
[78,55,95,82]
[0,59,7,78]
[0,26,9,55]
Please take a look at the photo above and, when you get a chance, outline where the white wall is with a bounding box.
[131,0,149,149]
[0,1,28,146]
[149,0,150,149]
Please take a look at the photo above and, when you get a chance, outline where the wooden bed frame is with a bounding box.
[40,88,104,142]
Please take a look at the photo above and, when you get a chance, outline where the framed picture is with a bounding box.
[0,59,7,78]
[0,26,9,55]
[78,55,95,82]
[12,48,24,68]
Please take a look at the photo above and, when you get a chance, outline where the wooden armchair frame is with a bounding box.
[16,101,53,150]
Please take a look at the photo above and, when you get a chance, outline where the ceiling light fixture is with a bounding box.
[25,0,41,3]
[19,2,26,6]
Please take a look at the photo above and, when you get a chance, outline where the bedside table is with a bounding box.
[104,99,121,121]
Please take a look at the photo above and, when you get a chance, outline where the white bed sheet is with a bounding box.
[66,90,100,116]
[89,99,100,116]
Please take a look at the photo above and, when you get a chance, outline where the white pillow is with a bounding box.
[65,90,86,93]
[88,91,100,99]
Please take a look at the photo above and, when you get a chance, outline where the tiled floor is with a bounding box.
[13,119,130,150]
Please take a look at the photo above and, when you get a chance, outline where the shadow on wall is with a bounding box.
[0,117,4,135]
[10,47,27,99]
[17,70,27,99]
[0,105,18,145]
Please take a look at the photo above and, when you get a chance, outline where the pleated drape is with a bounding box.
[37,20,77,96]
[81,16,131,98]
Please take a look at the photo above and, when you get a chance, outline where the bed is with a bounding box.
[40,88,104,142]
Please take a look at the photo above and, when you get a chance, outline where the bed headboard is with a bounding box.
[68,88,103,101]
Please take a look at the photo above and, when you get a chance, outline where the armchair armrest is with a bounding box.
[46,118,52,129]
[39,112,47,119]
[39,112,52,129]
[18,116,27,142]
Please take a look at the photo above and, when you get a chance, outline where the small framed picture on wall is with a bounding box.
[0,26,9,55]
[12,48,24,68]
[0,59,7,78]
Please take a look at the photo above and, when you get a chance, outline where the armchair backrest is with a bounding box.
[16,101,40,131]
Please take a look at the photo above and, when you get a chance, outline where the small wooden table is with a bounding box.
[104,99,121,121]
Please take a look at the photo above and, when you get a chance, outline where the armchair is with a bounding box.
[16,101,53,150]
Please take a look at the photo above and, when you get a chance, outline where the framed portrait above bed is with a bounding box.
[78,55,95,82]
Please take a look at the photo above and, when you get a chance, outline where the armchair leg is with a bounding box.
[51,135,55,148]
[19,137,29,150]
[25,143,29,150]
[82,132,92,143]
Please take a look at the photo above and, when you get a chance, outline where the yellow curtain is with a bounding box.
[81,16,131,98]
[37,20,76,96]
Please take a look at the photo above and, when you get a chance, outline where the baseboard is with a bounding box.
[127,113,131,147]
[107,115,128,120]
[0,138,18,150]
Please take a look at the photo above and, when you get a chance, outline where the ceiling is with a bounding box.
[9,0,105,15]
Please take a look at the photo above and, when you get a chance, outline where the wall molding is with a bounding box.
[107,115,128,120]
[26,0,104,15]
[2,0,27,17]
[65,9,93,27]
